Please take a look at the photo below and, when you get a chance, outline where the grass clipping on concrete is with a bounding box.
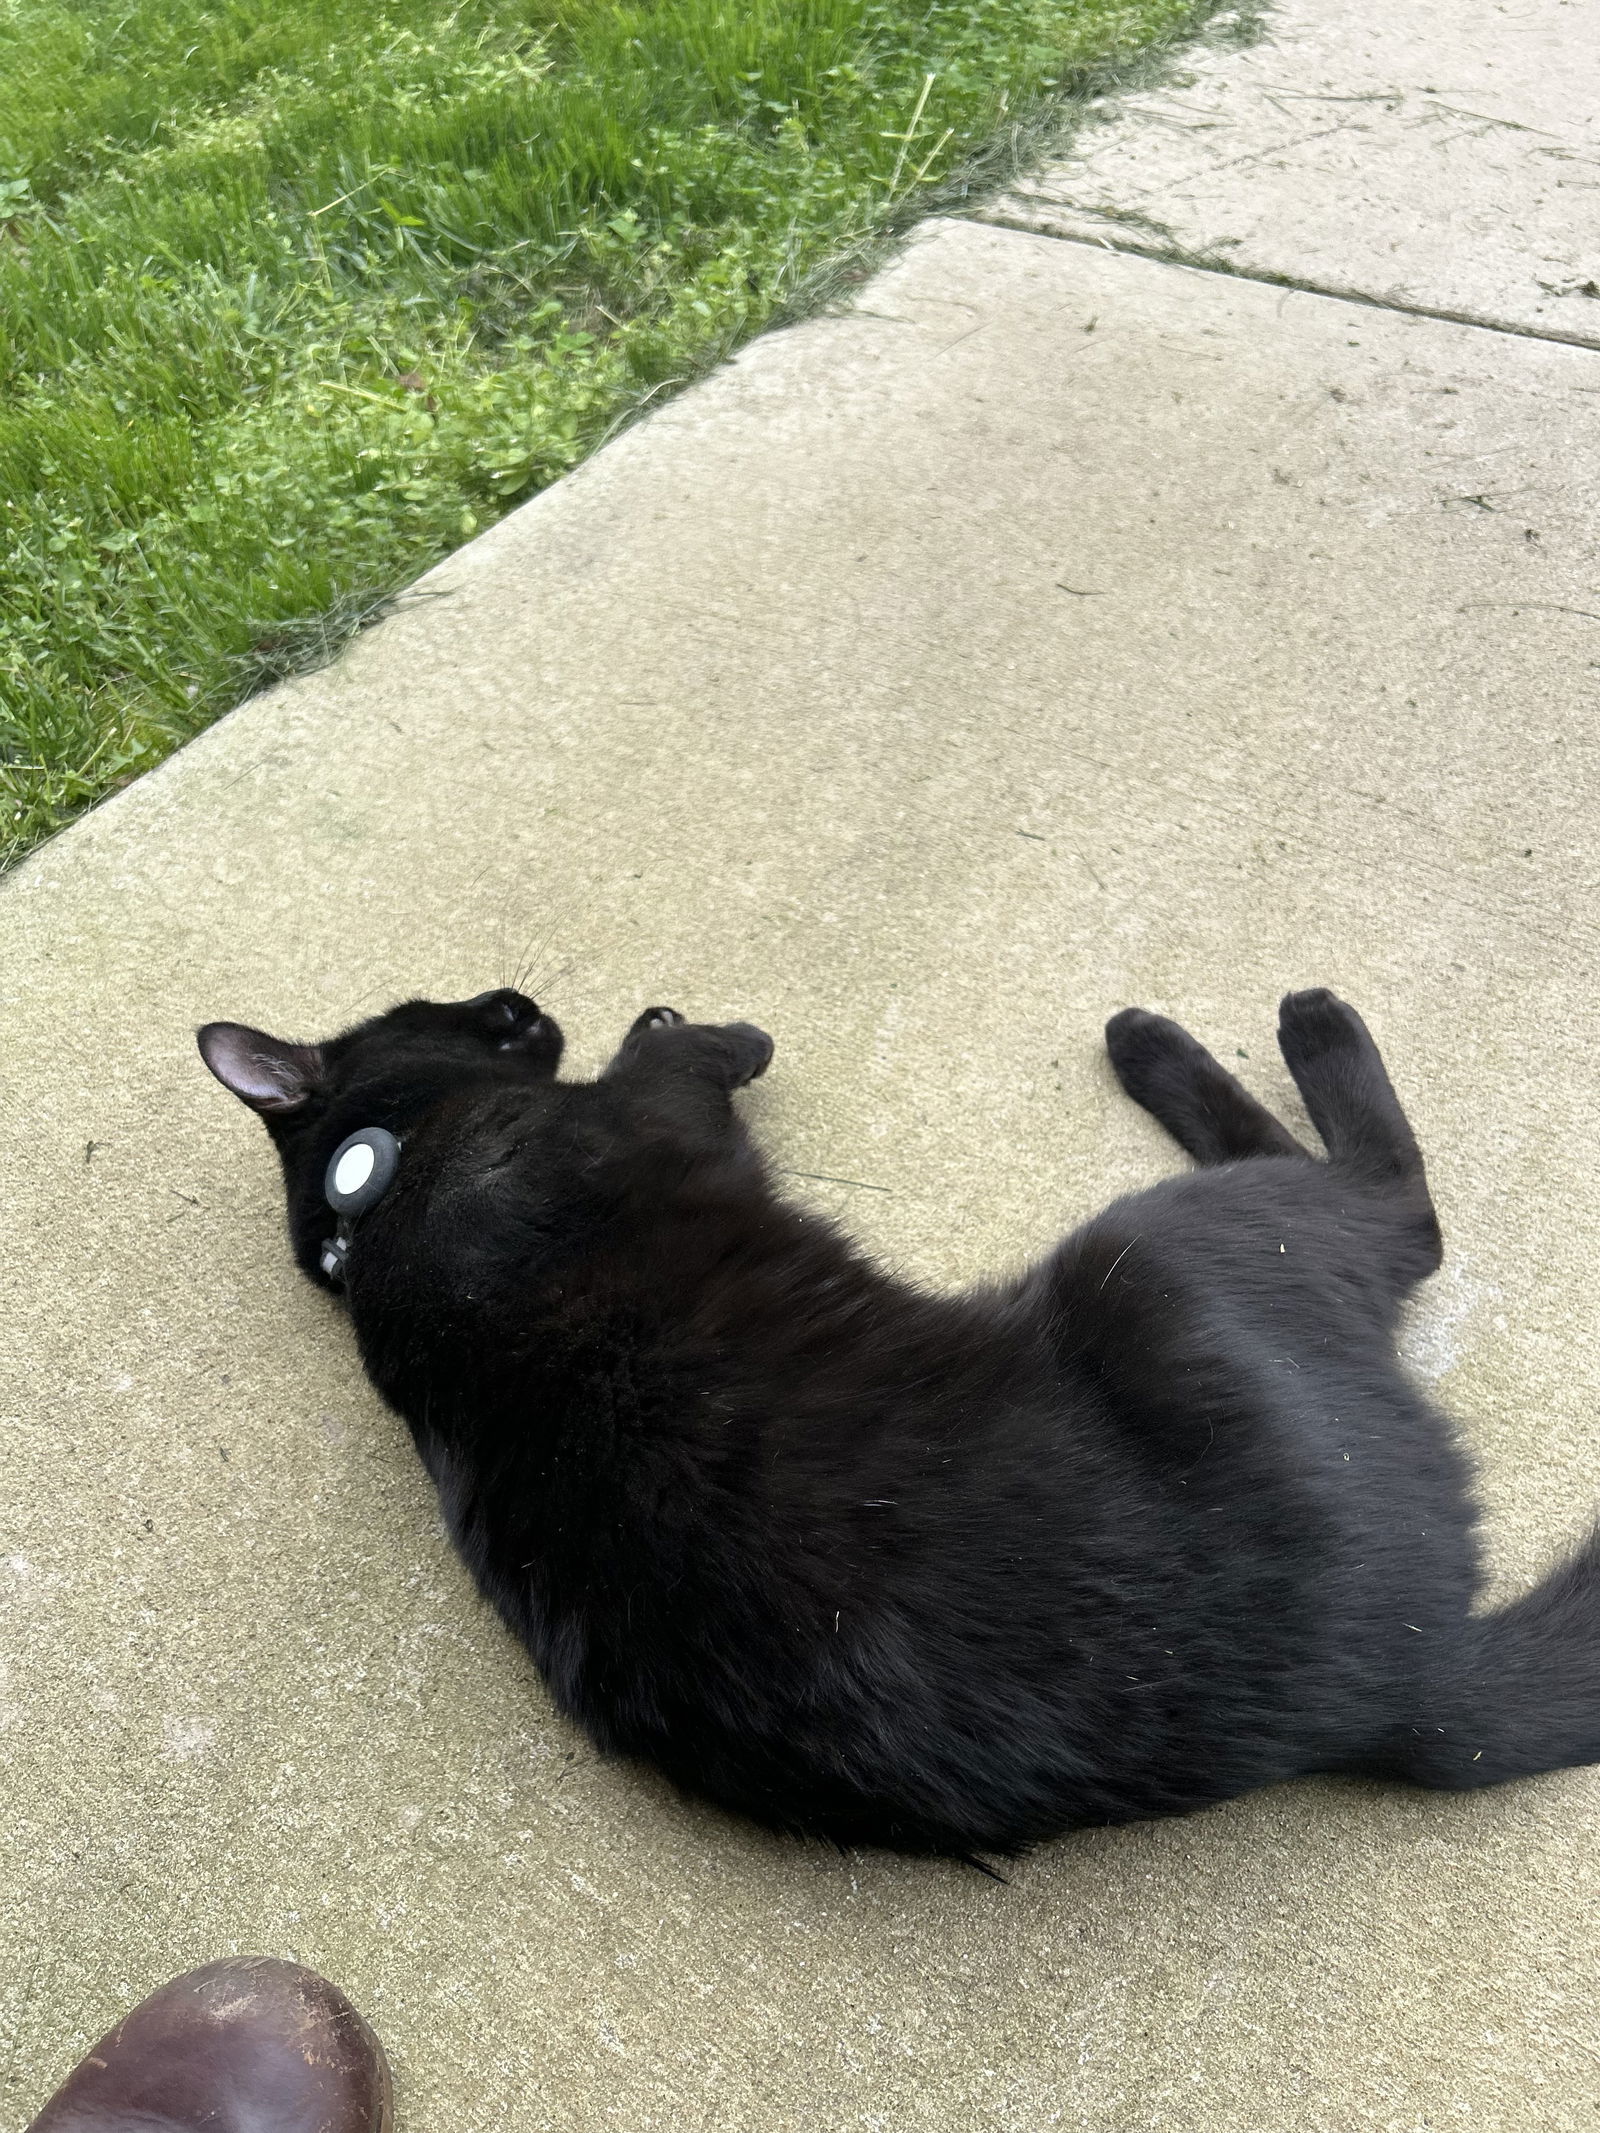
[2,0,1211,862]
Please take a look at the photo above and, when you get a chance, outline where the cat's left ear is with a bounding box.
[197,1022,326,1115]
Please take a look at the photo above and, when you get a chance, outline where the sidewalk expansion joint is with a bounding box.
[973,210,1600,356]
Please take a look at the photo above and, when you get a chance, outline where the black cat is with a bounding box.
[197,988,1600,1857]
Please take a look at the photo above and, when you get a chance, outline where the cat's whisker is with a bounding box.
[339,977,404,1016]
[482,871,521,992]
[511,949,550,1001]
[528,954,577,1000]
[513,935,579,1007]
[503,913,565,1003]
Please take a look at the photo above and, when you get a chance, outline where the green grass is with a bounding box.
[2,0,1219,864]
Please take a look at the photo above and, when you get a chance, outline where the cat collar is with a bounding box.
[319,1127,401,1284]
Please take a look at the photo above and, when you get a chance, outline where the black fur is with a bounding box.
[196,988,1600,1856]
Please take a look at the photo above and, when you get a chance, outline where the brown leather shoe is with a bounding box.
[24,1957,394,2132]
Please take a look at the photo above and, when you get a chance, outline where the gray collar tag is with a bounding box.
[320,1127,402,1283]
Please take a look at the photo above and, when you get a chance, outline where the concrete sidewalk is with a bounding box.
[3,3,1599,2129]
[997,0,1600,343]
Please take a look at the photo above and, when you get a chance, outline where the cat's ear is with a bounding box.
[197,1022,326,1115]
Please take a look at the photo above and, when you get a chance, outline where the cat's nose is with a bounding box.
[467,987,538,1023]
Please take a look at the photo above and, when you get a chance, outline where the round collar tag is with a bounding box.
[324,1127,401,1216]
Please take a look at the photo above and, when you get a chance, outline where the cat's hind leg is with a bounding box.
[1106,1009,1309,1166]
[1277,990,1422,1183]
[1277,989,1441,1263]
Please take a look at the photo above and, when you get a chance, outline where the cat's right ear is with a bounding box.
[197,1022,326,1115]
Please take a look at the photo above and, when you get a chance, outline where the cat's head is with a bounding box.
[198,988,563,1283]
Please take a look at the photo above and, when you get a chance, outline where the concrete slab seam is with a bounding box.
[973,213,1600,355]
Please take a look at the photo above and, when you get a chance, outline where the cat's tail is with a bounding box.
[1383,1526,1600,1788]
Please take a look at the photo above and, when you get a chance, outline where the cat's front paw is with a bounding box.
[718,1022,774,1087]
[607,1008,772,1089]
